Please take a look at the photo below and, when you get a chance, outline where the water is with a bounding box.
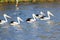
[0,3,60,40]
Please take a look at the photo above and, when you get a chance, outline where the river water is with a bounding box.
[0,3,60,40]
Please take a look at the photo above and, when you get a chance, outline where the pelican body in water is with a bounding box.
[0,14,11,24]
[26,14,37,23]
[39,11,54,20]
[10,17,23,26]
[10,17,23,30]
[34,11,46,19]
[26,12,46,23]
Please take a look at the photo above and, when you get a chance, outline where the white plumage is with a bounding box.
[10,17,23,26]
[26,14,37,23]
[39,11,54,20]
[0,14,11,24]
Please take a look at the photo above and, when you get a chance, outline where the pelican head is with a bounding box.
[4,14,11,18]
[32,13,36,17]
[40,11,43,14]
[47,11,54,16]
[39,11,45,17]
[40,11,45,16]
[17,17,23,22]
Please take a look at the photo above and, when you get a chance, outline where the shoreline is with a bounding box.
[0,0,60,4]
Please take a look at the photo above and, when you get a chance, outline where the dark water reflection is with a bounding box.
[0,3,60,40]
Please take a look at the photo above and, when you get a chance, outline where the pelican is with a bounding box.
[34,11,46,19]
[39,11,54,20]
[26,14,37,23]
[10,17,23,26]
[0,14,11,24]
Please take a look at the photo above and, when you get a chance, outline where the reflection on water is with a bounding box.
[46,20,56,26]
[46,20,60,26]
[0,3,60,40]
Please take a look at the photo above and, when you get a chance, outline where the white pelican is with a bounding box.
[10,17,23,26]
[34,11,46,19]
[26,14,37,23]
[10,17,23,30]
[39,11,54,20]
[0,14,11,24]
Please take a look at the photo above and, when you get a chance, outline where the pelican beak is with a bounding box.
[20,19,24,22]
[7,16,11,18]
[4,14,11,18]
[47,11,54,16]
[52,14,54,16]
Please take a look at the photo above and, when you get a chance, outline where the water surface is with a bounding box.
[0,3,60,40]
